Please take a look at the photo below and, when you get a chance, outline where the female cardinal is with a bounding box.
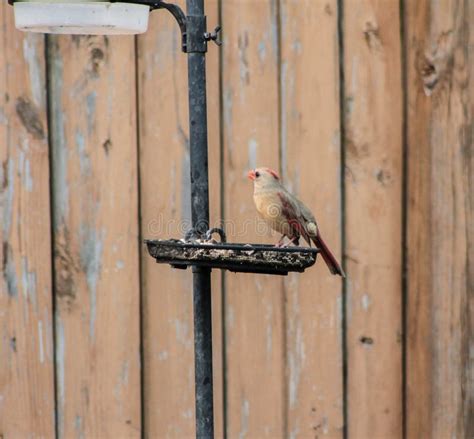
[248,167,345,277]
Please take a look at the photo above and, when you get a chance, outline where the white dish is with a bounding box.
[14,1,150,35]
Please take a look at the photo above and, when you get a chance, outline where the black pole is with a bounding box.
[186,0,214,437]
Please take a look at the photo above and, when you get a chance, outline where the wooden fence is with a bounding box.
[0,0,472,438]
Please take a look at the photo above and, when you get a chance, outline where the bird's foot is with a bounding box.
[289,236,299,246]
[275,236,286,247]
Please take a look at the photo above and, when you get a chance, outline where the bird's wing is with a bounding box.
[298,202,319,237]
[277,190,311,243]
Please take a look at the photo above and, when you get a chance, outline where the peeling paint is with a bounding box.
[56,316,66,438]
[239,399,249,439]
[361,294,371,311]
[18,148,25,174]
[120,360,130,386]
[38,320,44,363]
[288,292,306,409]
[248,138,258,170]
[74,415,84,439]
[223,87,234,155]
[75,129,91,177]
[24,158,33,192]
[181,408,193,419]
[238,32,250,86]
[2,158,14,235]
[158,350,168,361]
[115,360,130,400]
[265,302,273,357]
[79,225,104,339]
[258,40,266,63]
[21,256,37,308]
[289,425,300,439]
[85,91,97,135]
[321,416,329,434]
[175,319,191,348]
[0,107,7,125]
[292,39,302,54]
[115,260,125,270]
[23,35,44,107]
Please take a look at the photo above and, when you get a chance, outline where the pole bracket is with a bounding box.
[110,0,220,53]
[125,0,221,53]
[185,15,207,53]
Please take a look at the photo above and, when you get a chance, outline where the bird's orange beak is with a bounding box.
[247,169,256,181]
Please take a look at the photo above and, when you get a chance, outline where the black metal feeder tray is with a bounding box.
[145,238,319,275]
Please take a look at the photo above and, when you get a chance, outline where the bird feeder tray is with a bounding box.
[145,239,319,275]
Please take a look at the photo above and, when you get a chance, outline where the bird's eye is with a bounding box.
[255,171,260,178]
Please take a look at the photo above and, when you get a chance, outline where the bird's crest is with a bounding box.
[264,168,280,180]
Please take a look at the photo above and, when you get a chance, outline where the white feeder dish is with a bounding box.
[14,1,150,35]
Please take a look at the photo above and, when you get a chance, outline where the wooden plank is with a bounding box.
[221,1,285,436]
[48,34,141,437]
[279,0,344,437]
[137,0,223,436]
[405,0,473,437]
[0,6,55,437]
[342,0,403,436]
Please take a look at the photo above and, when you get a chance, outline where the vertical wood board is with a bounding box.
[342,0,404,436]
[280,0,344,437]
[0,7,55,437]
[222,0,285,437]
[405,0,473,437]
[48,34,141,438]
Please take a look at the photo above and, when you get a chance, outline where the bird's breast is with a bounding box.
[253,190,290,234]
[254,191,281,218]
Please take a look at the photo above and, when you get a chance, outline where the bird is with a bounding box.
[248,167,345,277]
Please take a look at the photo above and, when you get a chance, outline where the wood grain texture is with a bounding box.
[343,0,404,436]
[222,0,285,437]
[138,12,194,436]
[137,0,222,436]
[280,0,344,437]
[48,34,141,438]
[0,7,55,437]
[405,0,473,437]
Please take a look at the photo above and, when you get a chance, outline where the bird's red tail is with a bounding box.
[312,233,345,277]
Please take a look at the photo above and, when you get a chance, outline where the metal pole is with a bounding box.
[186,0,214,437]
